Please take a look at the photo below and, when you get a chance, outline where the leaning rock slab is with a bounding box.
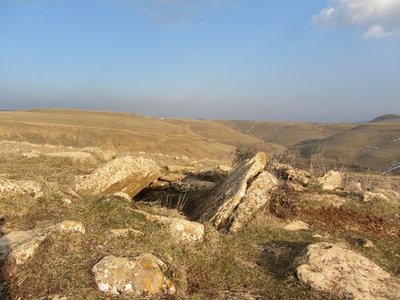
[317,170,342,191]
[75,156,160,197]
[0,177,42,198]
[297,242,400,299]
[0,221,85,265]
[195,153,267,231]
[133,210,204,244]
[92,254,175,296]
[228,171,278,233]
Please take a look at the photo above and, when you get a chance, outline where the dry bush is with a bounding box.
[269,184,300,219]
[232,144,258,166]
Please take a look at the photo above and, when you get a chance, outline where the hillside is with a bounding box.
[219,120,355,147]
[296,123,400,172]
[370,114,400,123]
[0,109,267,159]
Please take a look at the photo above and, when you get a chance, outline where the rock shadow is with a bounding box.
[257,240,309,280]
[0,215,11,300]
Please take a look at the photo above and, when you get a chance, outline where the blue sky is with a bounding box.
[0,0,399,122]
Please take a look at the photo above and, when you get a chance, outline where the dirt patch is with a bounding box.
[298,206,400,237]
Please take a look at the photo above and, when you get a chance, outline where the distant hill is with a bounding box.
[219,120,355,147]
[296,123,400,172]
[370,114,400,123]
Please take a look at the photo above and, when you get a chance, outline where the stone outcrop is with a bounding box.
[0,221,85,265]
[0,177,42,198]
[195,153,270,232]
[133,210,204,244]
[92,254,175,296]
[273,163,311,191]
[316,171,342,191]
[75,156,160,197]
[297,243,400,299]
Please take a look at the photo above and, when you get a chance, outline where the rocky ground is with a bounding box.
[0,141,399,299]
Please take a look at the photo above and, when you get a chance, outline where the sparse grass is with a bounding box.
[1,149,399,299]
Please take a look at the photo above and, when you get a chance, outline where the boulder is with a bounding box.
[0,177,42,198]
[195,153,268,231]
[75,156,160,197]
[133,210,204,244]
[0,221,85,265]
[228,172,278,233]
[317,170,342,191]
[297,243,400,299]
[92,254,175,296]
[284,220,310,231]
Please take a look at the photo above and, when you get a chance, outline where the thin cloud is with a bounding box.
[133,0,238,26]
[312,0,400,39]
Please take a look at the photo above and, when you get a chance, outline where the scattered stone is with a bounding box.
[45,151,94,162]
[363,191,391,202]
[218,164,232,173]
[347,235,375,248]
[159,173,186,182]
[150,180,170,190]
[82,147,116,161]
[75,156,160,197]
[109,228,143,237]
[303,193,347,208]
[343,180,363,193]
[133,210,204,244]
[313,234,323,239]
[106,192,132,202]
[0,221,85,265]
[0,177,42,198]
[317,170,342,191]
[61,198,72,205]
[22,150,41,158]
[284,220,310,231]
[92,254,175,296]
[38,295,67,300]
[228,171,278,233]
[195,153,268,231]
[297,242,400,299]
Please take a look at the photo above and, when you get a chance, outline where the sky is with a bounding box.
[0,0,399,122]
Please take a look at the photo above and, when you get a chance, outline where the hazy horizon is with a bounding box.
[1,0,400,122]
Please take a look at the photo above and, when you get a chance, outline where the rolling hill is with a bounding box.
[0,109,267,159]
